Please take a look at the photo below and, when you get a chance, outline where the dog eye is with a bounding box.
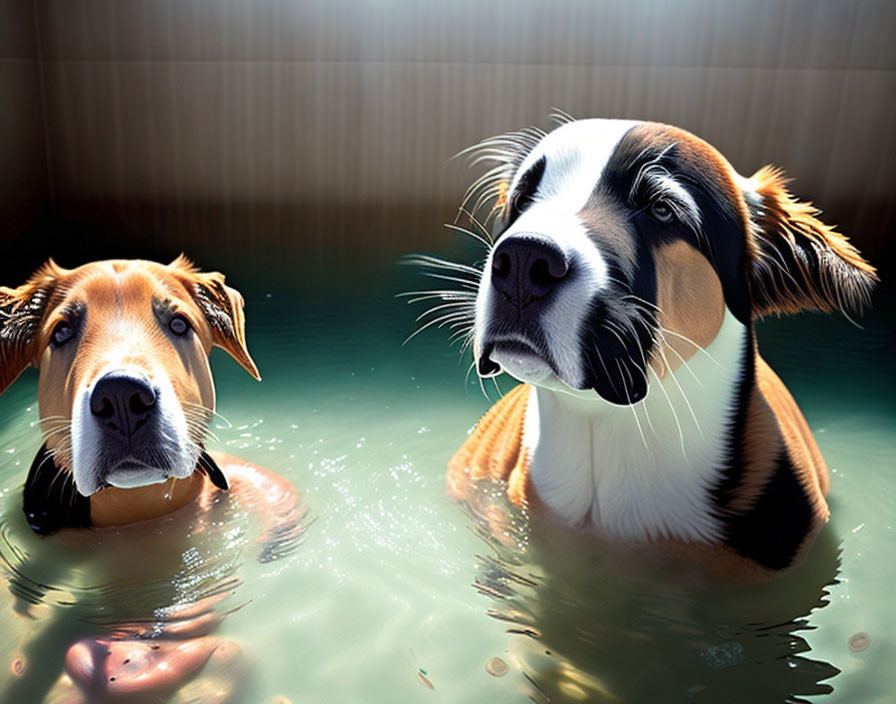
[169,314,191,336]
[649,200,675,223]
[51,321,74,347]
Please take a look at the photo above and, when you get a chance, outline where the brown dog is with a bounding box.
[1,256,303,701]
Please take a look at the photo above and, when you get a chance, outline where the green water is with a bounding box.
[0,260,893,703]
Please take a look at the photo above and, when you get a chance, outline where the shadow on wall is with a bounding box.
[1,0,894,285]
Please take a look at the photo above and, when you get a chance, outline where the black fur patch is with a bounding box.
[722,449,814,570]
[192,280,237,342]
[504,155,547,230]
[712,325,756,510]
[197,450,229,490]
[597,127,754,326]
[22,444,90,535]
[22,446,227,535]
[1,286,51,359]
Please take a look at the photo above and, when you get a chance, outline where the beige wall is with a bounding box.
[4,0,896,281]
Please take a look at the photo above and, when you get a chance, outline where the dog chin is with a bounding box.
[488,344,652,406]
[490,346,554,385]
[104,461,175,490]
[73,454,196,496]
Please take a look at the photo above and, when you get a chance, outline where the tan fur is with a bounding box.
[447,383,531,506]
[726,357,830,517]
[748,166,877,317]
[0,260,68,393]
[1,258,259,525]
[754,357,829,505]
[623,123,749,227]
[89,473,208,527]
[652,241,725,377]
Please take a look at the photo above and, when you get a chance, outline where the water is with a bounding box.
[0,258,893,703]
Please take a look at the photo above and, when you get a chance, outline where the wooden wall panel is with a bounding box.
[7,0,893,282]
[0,0,50,250]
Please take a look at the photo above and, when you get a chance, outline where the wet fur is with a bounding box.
[0,257,259,532]
[436,117,877,573]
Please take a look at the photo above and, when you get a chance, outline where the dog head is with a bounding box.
[1,256,259,497]
[459,118,876,405]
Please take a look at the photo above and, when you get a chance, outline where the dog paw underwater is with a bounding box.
[0,257,307,704]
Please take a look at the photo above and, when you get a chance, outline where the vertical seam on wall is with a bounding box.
[32,0,55,211]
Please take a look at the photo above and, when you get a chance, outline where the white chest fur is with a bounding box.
[524,310,746,544]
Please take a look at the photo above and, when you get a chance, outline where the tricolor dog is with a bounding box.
[434,117,876,574]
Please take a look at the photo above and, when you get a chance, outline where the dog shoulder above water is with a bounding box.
[0,256,297,536]
[443,117,877,576]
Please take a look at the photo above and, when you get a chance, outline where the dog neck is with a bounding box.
[23,448,227,533]
[524,308,750,544]
[89,472,207,528]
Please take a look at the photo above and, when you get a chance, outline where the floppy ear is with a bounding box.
[743,166,877,318]
[169,255,261,380]
[0,260,66,395]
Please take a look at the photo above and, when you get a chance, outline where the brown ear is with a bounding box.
[744,166,877,318]
[169,255,260,380]
[0,260,66,395]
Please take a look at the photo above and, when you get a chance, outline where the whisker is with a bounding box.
[444,223,492,250]
[397,290,477,305]
[415,301,475,323]
[657,335,704,387]
[650,366,687,460]
[182,402,231,429]
[659,327,723,368]
[618,359,648,450]
[404,312,474,345]
[475,372,493,402]
[657,348,703,438]
[419,271,480,291]
[402,254,482,278]
[590,344,624,401]
[455,207,495,244]
[549,107,575,125]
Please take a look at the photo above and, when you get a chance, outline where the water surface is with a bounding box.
[0,261,893,703]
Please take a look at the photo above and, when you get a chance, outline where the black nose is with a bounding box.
[491,235,570,308]
[89,371,157,438]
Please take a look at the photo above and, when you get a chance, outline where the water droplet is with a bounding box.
[848,632,870,652]
[486,656,509,677]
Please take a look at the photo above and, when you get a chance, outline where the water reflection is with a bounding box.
[0,469,307,704]
[460,477,841,704]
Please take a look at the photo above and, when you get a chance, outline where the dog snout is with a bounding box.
[491,235,570,309]
[89,371,157,438]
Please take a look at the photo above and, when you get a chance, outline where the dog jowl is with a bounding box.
[432,117,877,573]
[0,257,259,533]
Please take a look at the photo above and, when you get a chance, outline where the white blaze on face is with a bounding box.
[508,119,641,212]
[70,358,197,496]
[475,119,641,389]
